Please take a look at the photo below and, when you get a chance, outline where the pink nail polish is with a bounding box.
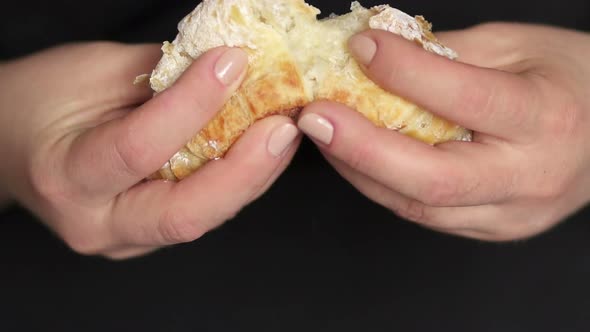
[298,113,334,145]
[349,34,377,66]
[268,123,299,157]
[214,48,248,86]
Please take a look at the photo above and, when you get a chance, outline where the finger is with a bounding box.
[107,115,300,246]
[67,46,249,197]
[324,154,494,231]
[347,29,540,138]
[326,155,538,242]
[298,101,517,207]
[327,154,550,242]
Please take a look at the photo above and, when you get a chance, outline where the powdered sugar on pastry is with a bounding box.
[369,4,458,59]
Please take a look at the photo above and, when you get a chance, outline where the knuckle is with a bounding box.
[29,164,60,200]
[453,79,492,118]
[186,86,215,115]
[454,80,495,121]
[66,239,102,256]
[113,126,154,178]
[161,77,216,118]
[158,208,206,244]
[60,223,107,256]
[394,199,427,223]
[381,63,400,89]
[343,142,375,174]
[455,76,531,129]
[420,173,460,207]
[28,156,70,204]
[28,155,111,256]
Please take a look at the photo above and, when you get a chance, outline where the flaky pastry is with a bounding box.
[139,0,472,181]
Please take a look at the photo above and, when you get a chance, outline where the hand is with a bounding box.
[0,43,300,259]
[297,23,590,241]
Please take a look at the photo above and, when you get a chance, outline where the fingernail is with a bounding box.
[268,123,299,157]
[215,48,248,86]
[348,34,377,66]
[297,113,334,145]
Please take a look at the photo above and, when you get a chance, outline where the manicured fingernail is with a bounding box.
[268,123,299,157]
[297,113,334,145]
[348,34,377,66]
[215,48,248,86]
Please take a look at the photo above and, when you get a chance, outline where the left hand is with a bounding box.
[0,43,299,259]
[297,23,590,241]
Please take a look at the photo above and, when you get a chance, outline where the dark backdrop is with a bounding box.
[1,1,589,331]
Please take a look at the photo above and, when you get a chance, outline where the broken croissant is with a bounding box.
[138,0,472,181]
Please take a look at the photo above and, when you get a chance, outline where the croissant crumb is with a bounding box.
[140,0,472,181]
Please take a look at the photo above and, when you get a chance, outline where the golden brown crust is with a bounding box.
[146,1,472,181]
[160,42,310,181]
[317,59,468,144]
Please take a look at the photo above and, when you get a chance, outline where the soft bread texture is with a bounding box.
[143,0,472,181]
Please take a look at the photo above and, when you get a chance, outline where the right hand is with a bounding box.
[0,42,301,259]
[298,23,590,241]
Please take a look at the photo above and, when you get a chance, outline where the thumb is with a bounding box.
[66,46,249,197]
[109,115,301,246]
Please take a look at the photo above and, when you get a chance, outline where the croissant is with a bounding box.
[139,0,472,181]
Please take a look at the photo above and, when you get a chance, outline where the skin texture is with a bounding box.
[0,43,300,259]
[2,23,589,259]
[299,23,590,241]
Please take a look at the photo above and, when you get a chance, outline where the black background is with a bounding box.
[1,0,590,331]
